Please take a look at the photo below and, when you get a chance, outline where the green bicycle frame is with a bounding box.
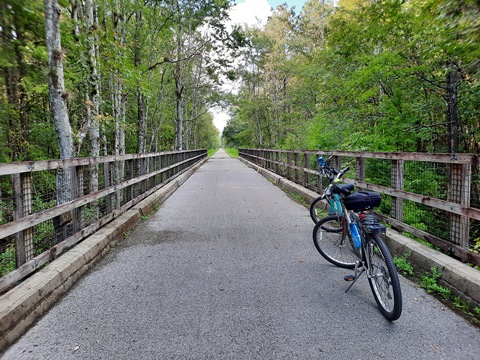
[328,193,343,217]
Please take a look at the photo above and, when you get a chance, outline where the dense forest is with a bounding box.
[1,0,237,162]
[222,0,480,154]
[1,0,479,164]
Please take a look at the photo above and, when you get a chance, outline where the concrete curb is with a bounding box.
[238,156,480,310]
[0,158,208,352]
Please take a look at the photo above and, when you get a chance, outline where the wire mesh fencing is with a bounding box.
[0,150,207,290]
[239,149,480,266]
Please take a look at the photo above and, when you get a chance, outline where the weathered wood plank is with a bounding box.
[391,160,404,223]
[0,153,205,240]
[0,150,206,176]
[378,214,480,266]
[347,179,480,221]
[241,149,478,164]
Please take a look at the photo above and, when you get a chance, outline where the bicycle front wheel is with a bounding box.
[310,196,328,224]
[366,234,402,321]
[312,215,357,269]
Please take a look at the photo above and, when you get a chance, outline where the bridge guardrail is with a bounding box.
[239,149,480,267]
[0,150,207,293]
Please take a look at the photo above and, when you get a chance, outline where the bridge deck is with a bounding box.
[2,149,479,359]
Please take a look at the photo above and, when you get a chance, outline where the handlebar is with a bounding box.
[317,156,337,180]
[324,166,350,197]
[318,156,350,183]
[336,166,350,180]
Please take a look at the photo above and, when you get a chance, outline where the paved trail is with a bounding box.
[2,149,479,359]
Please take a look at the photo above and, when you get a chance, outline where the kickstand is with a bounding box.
[344,263,365,293]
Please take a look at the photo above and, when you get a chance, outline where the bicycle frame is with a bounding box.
[342,206,389,289]
[320,188,343,216]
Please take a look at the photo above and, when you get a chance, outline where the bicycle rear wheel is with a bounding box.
[366,234,402,321]
[312,215,357,269]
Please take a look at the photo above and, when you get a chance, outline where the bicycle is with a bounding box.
[309,156,353,224]
[312,166,403,321]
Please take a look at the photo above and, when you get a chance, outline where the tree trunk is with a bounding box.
[112,0,126,208]
[135,10,147,154]
[1,2,29,160]
[174,22,185,151]
[44,0,75,160]
[175,68,184,150]
[148,70,167,152]
[85,0,101,221]
[44,0,76,242]
[446,60,459,153]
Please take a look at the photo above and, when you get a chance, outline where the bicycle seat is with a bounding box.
[333,184,354,195]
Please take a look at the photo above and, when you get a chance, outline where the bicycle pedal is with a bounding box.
[344,275,355,282]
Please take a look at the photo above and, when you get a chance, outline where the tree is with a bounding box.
[44,0,74,160]
[0,0,48,161]
[158,0,233,150]
[44,0,79,242]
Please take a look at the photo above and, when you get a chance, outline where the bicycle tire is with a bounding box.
[312,215,358,269]
[366,234,402,321]
[310,197,336,226]
[310,197,325,224]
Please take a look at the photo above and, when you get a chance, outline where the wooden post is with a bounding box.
[304,153,309,186]
[154,155,159,187]
[127,159,134,198]
[275,151,279,174]
[141,157,147,195]
[12,174,25,266]
[334,156,340,171]
[294,152,299,183]
[104,161,112,215]
[175,153,179,176]
[391,160,404,223]
[356,157,365,183]
[287,152,291,180]
[160,154,165,183]
[12,173,33,267]
[72,165,84,233]
[449,163,470,248]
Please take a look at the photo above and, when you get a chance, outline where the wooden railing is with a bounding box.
[0,150,207,293]
[239,149,480,266]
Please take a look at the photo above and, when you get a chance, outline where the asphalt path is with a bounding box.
[2,149,479,359]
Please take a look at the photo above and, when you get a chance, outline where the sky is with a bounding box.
[211,0,308,133]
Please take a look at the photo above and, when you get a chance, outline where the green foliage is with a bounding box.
[3,0,478,160]
[0,0,236,161]
[208,149,218,157]
[0,245,16,277]
[197,113,220,149]
[222,115,252,148]
[472,237,480,255]
[421,267,452,299]
[393,253,415,277]
[0,200,11,226]
[227,0,479,154]
[224,148,238,158]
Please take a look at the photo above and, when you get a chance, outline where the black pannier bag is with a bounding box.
[343,191,382,211]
